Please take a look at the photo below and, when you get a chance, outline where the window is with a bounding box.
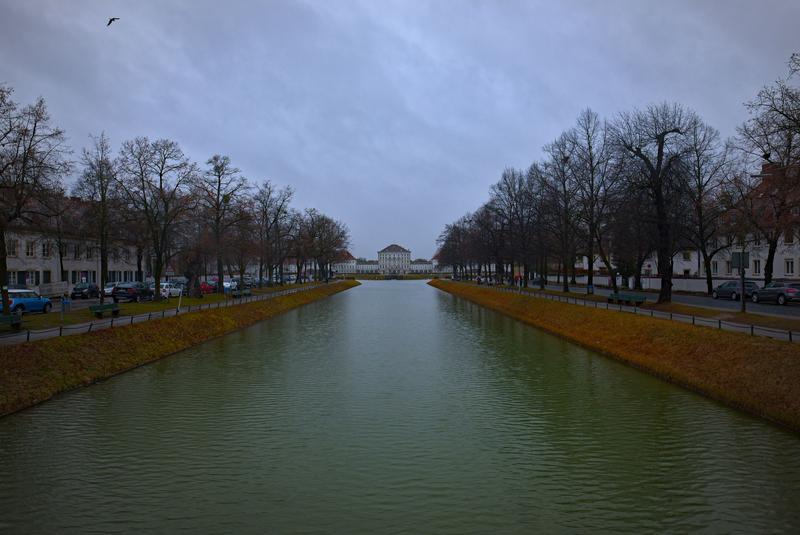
[683,269,690,276]
[786,259,795,276]
[753,259,761,274]
[786,230,794,245]
[7,239,19,257]
[85,247,93,260]
[43,270,51,284]
[725,260,732,275]
[682,251,691,261]
[73,244,81,260]
[25,241,36,257]
[42,242,52,258]
[754,235,761,247]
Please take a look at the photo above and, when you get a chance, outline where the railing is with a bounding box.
[475,283,800,343]
[0,283,328,346]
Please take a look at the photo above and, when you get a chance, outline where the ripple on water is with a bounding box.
[1,280,799,534]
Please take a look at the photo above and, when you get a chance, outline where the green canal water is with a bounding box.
[1,280,799,533]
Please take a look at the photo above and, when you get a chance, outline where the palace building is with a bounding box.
[378,244,411,275]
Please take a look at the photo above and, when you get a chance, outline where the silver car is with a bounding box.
[751,281,800,305]
[711,281,759,301]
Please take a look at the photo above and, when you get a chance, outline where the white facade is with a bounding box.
[332,258,357,275]
[410,259,434,273]
[570,231,800,287]
[356,259,380,274]
[378,244,411,275]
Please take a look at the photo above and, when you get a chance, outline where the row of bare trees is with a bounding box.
[438,54,800,304]
[0,84,349,313]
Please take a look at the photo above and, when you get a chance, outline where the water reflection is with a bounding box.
[0,280,798,533]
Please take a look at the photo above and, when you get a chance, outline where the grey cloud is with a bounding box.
[1,0,797,258]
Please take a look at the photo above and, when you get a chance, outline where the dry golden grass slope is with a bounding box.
[430,279,800,433]
[0,281,359,417]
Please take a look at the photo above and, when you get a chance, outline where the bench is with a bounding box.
[88,303,121,318]
[607,292,647,306]
[231,288,252,298]
[0,313,22,331]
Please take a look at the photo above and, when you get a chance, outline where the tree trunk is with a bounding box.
[0,226,9,315]
[153,253,164,303]
[136,247,143,282]
[99,239,108,304]
[216,232,225,295]
[539,257,547,290]
[702,251,714,295]
[764,239,778,286]
[586,228,595,289]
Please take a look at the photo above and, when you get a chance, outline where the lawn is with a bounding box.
[3,283,317,332]
[492,284,800,333]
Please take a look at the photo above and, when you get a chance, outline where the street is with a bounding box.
[542,284,800,318]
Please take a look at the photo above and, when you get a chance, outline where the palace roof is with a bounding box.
[379,244,410,253]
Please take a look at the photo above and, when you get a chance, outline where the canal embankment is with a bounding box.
[0,280,359,417]
[429,279,800,432]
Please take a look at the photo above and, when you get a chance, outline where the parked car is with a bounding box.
[5,289,52,315]
[751,281,800,305]
[70,282,100,300]
[711,281,759,301]
[160,282,182,297]
[222,280,238,292]
[148,282,169,299]
[112,282,153,303]
[103,282,117,297]
[199,281,217,294]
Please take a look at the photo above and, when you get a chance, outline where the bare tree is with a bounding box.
[568,109,614,293]
[732,54,800,284]
[612,103,697,303]
[117,137,197,301]
[542,133,579,293]
[0,86,70,314]
[683,121,730,294]
[253,180,293,286]
[74,132,117,303]
[195,155,249,293]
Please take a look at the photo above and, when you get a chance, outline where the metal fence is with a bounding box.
[485,284,800,343]
[0,283,327,346]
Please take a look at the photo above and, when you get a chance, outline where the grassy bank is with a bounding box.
[0,280,359,418]
[2,283,317,332]
[477,283,800,333]
[430,279,800,432]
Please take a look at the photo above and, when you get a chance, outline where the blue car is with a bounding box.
[6,289,52,315]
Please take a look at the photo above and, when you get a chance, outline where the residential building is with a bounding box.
[5,227,139,295]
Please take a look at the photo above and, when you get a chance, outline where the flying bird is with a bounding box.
[107,17,120,26]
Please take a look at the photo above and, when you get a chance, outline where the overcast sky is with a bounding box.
[1,1,798,259]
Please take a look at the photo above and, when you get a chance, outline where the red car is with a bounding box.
[199,281,217,294]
